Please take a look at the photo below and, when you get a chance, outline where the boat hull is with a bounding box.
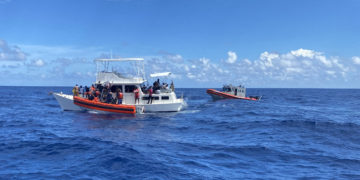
[206,89,260,101]
[53,93,83,111]
[53,92,185,113]
[136,101,185,112]
[73,96,136,114]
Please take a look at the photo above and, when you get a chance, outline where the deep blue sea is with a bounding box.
[1,87,360,179]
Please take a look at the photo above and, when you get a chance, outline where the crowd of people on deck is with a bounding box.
[71,79,175,105]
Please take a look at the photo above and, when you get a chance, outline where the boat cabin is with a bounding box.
[222,84,246,97]
[94,58,179,105]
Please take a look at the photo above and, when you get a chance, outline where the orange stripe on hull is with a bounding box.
[73,96,136,114]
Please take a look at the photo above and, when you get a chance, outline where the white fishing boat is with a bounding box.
[53,58,186,113]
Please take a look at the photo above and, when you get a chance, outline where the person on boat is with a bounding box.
[88,93,94,101]
[85,86,89,98]
[94,95,99,102]
[141,84,147,93]
[134,87,140,104]
[72,86,76,96]
[79,85,84,97]
[153,80,160,91]
[148,86,153,104]
[116,88,123,104]
[170,81,175,92]
[95,90,100,98]
[100,85,109,102]
[74,84,80,96]
[106,92,112,104]
[91,84,95,91]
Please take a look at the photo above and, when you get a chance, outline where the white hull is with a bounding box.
[53,92,185,113]
[52,93,82,111]
[136,102,185,112]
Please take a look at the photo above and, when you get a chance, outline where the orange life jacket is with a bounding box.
[118,92,123,99]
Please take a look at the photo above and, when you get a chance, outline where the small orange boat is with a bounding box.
[207,85,261,101]
[73,96,136,114]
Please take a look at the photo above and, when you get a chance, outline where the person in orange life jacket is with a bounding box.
[95,90,100,98]
[134,87,140,104]
[116,88,123,104]
[90,84,95,92]
[147,86,153,104]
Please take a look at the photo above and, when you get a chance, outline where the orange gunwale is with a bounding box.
[73,96,136,114]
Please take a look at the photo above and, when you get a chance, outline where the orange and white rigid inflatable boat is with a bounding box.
[73,96,136,114]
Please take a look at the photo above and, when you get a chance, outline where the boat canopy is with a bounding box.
[95,57,146,84]
[150,72,171,78]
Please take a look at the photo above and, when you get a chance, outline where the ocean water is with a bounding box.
[1,87,360,179]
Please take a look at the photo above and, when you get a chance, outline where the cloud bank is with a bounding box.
[1,39,360,88]
[145,49,360,88]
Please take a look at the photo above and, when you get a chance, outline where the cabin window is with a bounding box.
[125,85,136,93]
[111,85,123,93]
[142,96,159,100]
[162,96,169,100]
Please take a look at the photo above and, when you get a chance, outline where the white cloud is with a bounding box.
[352,56,360,65]
[0,39,26,61]
[286,67,303,73]
[243,58,251,65]
[200,57,209,65]
[226,51,237,63]
[34,59,45,67]
[260,51,279,67]
[290,48,315,58]
[167,54,183,62]
[316,55,332,67]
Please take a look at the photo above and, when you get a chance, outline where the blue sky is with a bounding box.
[0,0,360,87]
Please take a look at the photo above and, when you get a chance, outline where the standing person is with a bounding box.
[116,88,123,104]
[134,87,140,104]
[147,86,153,104]
[90,84,95,94]
[85,86,89,98]
[72,85,77,96]
[75,84,79,96]
[106,93,112,104]
[79,85,84,97]
[170,81,175,92]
